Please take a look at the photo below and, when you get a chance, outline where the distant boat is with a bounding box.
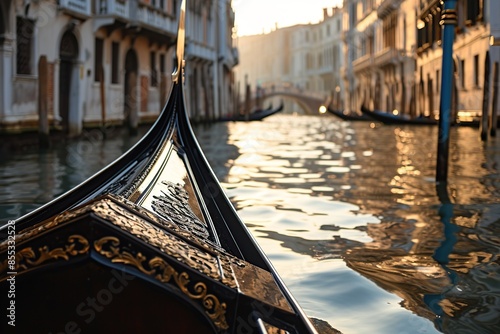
[361,105,500,129]
[219,101,284,122]
[326,107,373,121]
[361,105,438,126]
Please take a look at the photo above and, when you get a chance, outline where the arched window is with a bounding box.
[16,16,35,75]
[60,30,79,60]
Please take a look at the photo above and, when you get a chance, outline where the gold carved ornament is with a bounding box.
[0,235,89,276]
[0,196,239,290]
[94,236,229,330]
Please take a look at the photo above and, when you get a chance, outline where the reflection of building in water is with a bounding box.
[343,199,500,333]
[341,125,500,333]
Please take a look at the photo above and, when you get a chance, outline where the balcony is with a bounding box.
[374,47,400,67]
[220,46,239,68]
[377,0,403,19]
[352,54,374,73]
[135,2,177,35]
[58,0,91,18]
[97,0,129,19]
[231,47,239,67]
[186,42,215,62]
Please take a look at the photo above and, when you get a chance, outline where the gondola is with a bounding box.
[326,107,372,121]
[0,2,318,333]
[218,102,284,122]
[361,105,438,125]
[361,105,500,129]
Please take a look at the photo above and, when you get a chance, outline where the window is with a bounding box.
[172,0,178,16]
[383,12,397,48]
[150,51,157,87]
[333,45,339,69]
[16,16,34,75]
[350,3,357,28]
[465,0,482,26]
[306,53,313,70]
[432,10,442,44]
[473,54,479,87]
[111,42,119,84]
[361,38,366,56]
[160,54,165,74]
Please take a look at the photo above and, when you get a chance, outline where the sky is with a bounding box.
[233,0,344,36]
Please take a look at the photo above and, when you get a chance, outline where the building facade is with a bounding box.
[341,0,500,119]
[184,0,238,122]
[290,7,344,108]
[416,0,500,120]
[342,0,418,116]
[233,7,344,114]
[0,0,238,136]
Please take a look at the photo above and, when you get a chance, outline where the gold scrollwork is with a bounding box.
[0,195,238,290]
[94,236,229,330]
[92,199,228,285]
[0,206,92,252]
[0,235,89,276]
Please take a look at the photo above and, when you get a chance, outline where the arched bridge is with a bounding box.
[251,88,327,115]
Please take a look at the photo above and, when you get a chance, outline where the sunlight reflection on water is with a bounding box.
[195,114,500,334]
[1,114,499,334]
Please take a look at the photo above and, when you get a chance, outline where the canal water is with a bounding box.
[1,114,500,333]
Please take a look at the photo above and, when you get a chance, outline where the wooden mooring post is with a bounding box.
[244,75,250,122]
[481,52,490,141]
[491,62,499,137]
[38,55,49,148]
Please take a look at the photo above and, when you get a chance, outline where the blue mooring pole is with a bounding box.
[436,0,458,184]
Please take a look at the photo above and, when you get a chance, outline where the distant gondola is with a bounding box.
[361,105,438,125]
[0,2,318,333]
[219,102,284,122]
[326,106,373,121]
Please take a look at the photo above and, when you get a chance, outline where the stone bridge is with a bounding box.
[251,89,327,115]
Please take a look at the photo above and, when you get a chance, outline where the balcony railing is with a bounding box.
[374,47,400,67]
[97,0,129,19]
[377,0,403,19]
[186,42,215,62]
[352,54,374,73]
[136,3,176,34]
[58,0,91,18]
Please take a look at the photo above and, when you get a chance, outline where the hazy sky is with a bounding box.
[233,0,344,36]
